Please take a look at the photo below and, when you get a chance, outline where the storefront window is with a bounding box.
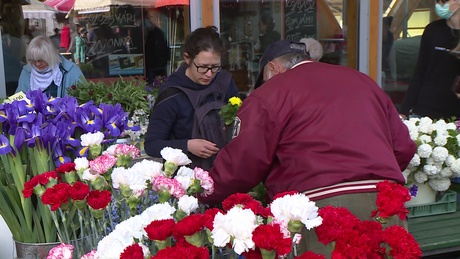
[382,0,433,109]
[66,6,187,81]
[219,0,353,93]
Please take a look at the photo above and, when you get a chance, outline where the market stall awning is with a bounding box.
[23,0,59,19]
[74,0,154,11]
[44,0,75,12]
[154,0,188,8]
[73,0,189,11]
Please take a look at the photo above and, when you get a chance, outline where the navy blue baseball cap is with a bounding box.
[254,40,308,89]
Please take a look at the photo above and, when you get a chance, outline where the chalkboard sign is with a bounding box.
[77,6,144,78]
[284,0,317,41]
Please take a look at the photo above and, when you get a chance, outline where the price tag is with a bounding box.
[4,92,28,103]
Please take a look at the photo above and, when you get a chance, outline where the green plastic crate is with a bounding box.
[407,190,457,218]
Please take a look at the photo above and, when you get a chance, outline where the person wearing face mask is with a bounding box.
[399,0,460,120]
[144,26,239,170]
[16,36,86,98]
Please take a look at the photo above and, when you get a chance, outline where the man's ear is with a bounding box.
[183,52,191,65]
[268,61,278,74]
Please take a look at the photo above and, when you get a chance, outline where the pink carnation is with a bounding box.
[47,243,73,259]
[114,144,140,158]
[80,250,97,259]
[89,154,118,174]
[152,175,185,198]
[193,167,214,196]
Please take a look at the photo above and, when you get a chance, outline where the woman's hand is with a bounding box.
[187,139,220,158]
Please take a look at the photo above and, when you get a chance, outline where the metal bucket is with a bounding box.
[14,240,60,259]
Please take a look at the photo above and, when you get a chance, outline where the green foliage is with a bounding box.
[219,97,242,126]
[68,77,150,115]
[248,182,268,206]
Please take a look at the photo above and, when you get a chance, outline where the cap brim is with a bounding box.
[254,72,264,90]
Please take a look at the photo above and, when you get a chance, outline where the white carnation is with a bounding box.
[174,166,195,190]
[160,147,192,166]
[141,203,175,224]
[80,131,105,146]
[211,207,258,255]
[111,167,147,197]
[74,157,89,171]
[82,169,99,181]
[270,193,322,230]
[177,195,199,215]
[131,159,164,182]
[103,144,117,155]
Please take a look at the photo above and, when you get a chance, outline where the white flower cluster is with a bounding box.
[124,109,149,141]
[95,203,177,258]
[211,193,322,255]
[403,117,460,191]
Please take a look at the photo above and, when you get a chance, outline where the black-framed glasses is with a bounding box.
[193,62,222,74]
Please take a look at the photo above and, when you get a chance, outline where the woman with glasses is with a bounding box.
[400,0,460,120]
[144,26,239,170]
[16,36,86,98]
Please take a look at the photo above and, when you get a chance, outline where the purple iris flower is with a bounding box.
[24,124,41,148]
[76,107,103,133]
[26,90,50,115]
[409,184,418,197]
[53,144,71,167]
[13,127,25,151]
[0,135,12,155]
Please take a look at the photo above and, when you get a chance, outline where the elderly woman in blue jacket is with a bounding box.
[16,35,86,97]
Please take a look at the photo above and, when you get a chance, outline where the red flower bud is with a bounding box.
[88,91,93,95]
[71,85,76,90]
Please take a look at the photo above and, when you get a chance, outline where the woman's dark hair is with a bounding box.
[260,14,276,32]
[183,26,226,60]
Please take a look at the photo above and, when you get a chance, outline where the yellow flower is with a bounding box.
[229,96,242,107]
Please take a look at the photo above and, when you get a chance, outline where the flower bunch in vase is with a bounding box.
[403,117,460,192]
[0,90,136,244]
[23,135,144,258]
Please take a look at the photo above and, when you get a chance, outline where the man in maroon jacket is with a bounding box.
[200,40,416,255]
